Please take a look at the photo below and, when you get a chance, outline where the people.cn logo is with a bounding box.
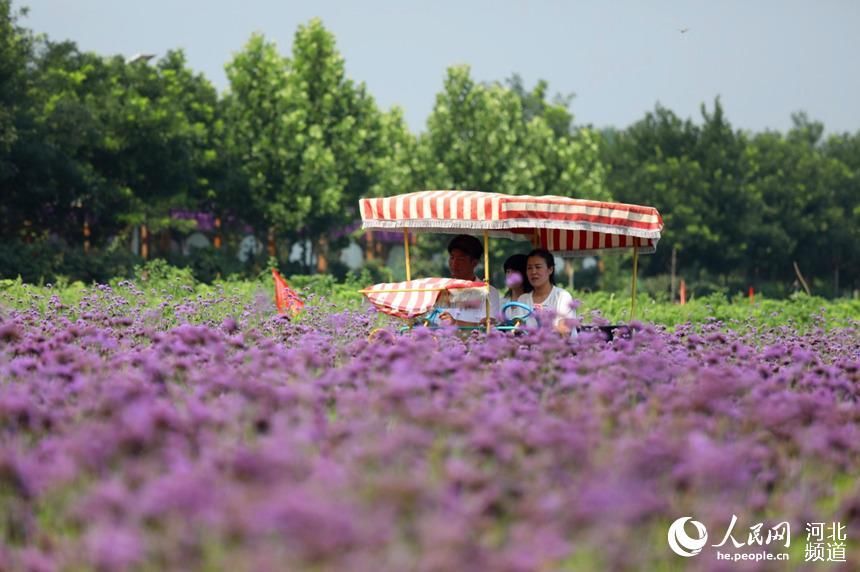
[668,517,709,557]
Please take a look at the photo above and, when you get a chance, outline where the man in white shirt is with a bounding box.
[438,234,501,327]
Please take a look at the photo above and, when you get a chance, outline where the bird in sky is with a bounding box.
[679,27,690,34]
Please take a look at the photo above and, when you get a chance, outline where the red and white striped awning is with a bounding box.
[361,277,487,319]
[359,190,663,256]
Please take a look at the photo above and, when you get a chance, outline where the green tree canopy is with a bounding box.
[423,66,607,200]
[10,41,221,243]
[0,0,30,179]
[222,20,414,268]
[0,5,857,292]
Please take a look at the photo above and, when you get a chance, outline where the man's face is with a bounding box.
[448,248,478,280]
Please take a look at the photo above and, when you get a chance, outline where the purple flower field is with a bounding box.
[1,284,859,570]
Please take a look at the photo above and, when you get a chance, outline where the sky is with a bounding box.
[17,0,860,135]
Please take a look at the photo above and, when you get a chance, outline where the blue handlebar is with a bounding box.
[500,301,534,322]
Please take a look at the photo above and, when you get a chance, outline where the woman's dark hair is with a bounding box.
[503,253,532,297]
[526,248,557,285]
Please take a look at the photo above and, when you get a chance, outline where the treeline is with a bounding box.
[1,1,857,296]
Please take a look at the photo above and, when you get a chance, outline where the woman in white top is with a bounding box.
[518,248,577,336]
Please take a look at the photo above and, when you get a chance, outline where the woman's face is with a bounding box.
[526,256,552,289]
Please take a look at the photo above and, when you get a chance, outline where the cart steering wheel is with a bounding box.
[500,301,535,327]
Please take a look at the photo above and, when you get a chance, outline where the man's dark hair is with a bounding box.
[447,234,483,260]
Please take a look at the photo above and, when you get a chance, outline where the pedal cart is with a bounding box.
[358,190,663,335]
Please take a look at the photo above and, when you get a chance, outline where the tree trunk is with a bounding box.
[316,235,329,273]
[793,261,811,296]
[834,264,840,299]
[159,230,170,255]
[670,247,677,302]
[214,217,222,250]
[140,224,149,260]
[267,227,276,259]
[365,231,375,261]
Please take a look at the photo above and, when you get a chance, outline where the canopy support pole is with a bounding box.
[630,247,639,322]
[403,228,411,281]
[484,230,491,334]
[360,287,463,294]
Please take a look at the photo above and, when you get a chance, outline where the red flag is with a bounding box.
[272,269,304,315]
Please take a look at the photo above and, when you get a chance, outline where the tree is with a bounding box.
[94,50,220,240]
[418,67,608,279]
[602,104,713,280]
[20,43,221,247]
[692,98,757,276]
[2,41,111,243]
[506,73,573,138]
[223,21,398,270]
[424,66,607,199]
[737,131,797,283]
[222,33,292,235]
[512,75,609,201]
[0,0,30,187]
[739,115,859,293]
[367,106,422,198]
[820,130,860,294]
[423,65,527,193]
[603,100,858,296]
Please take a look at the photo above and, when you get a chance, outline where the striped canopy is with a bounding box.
[361,277,487,319]
[359,190,663,256]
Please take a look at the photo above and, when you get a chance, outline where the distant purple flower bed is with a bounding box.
[1,288,858,570]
